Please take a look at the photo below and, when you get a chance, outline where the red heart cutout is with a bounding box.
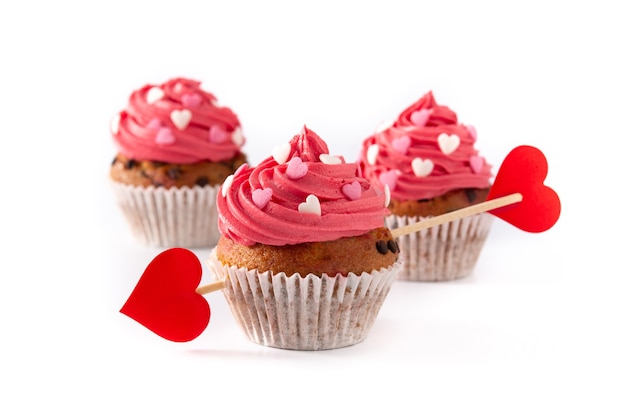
[487,145,561,233]
[120,248,210,342]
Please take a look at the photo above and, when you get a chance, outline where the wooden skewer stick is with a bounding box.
[390,192,523,239]
[196,280,225,295]
[194,193,522,295]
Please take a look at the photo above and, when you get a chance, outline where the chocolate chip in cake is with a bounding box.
[195,176,209,187]
[465,188,477,203]
[111,156,118,166]
[387,239,399,254]
[376,240,389,255]
[125,159,137,170]
[167,167,181,180]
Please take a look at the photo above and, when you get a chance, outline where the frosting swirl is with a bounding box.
[358,91,492,201]
[111,77,245,164]
[218,126,389,246]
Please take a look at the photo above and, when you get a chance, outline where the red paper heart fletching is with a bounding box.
[120,248,210,342]
[487,145,561,233]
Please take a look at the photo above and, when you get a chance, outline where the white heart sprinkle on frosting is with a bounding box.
[411,157,434,177]
[146,87,164,105]
[110,114,120,135]
[437,133,460,155]
[272,143,291,164]
[170,109,192,130]
[384,184,390,207]
[231,127,244,147]
[221,174,234,197]
[298,194,321,216]
[375,119,394,133]
[319,154,342,164]
[366,144,379,165]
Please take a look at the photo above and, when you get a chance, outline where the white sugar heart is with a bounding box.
[298,194,321,216]
[375,119,394,133]
[231,127,244,147]
[272,143,291,164]
[437,133,460,155]
[110,113,120,135]
[319,154,342,164]
[171,109,192,130]
[366,144,379,165]
[221,174,234,197]
[411,158,434,177]
[341,181,362,201]
[146,87,164,105]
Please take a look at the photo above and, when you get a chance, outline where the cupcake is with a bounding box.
[109,77,247,247]
[358,91,493,282]
[207,126,401,350]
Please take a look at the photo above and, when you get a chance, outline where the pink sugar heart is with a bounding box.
[470,155,484,173]
[379,170,398,191]
[208,126,229,143]
[252,188,273,209]
[182,93,202,108]
[391,135,411,154]
[341,181,362,201]
[155,127,175,145]
[286,157,308,179]
[409,109,430,127]
[466,124,477,141]
[146,118,161,130]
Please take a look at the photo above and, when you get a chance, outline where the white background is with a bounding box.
[1,1,623,415]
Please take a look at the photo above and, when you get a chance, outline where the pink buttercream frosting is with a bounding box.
[111,77,245,164]
[217,126,389,246]
[358,91,492,201]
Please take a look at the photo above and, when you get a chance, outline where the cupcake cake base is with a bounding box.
[207,251,401,350]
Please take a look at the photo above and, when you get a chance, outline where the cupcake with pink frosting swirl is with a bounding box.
[358,91,493,281]
[109,77,247,248]
[207,126,401,350]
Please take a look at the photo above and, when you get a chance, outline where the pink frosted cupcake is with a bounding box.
[207,126,401,350]
[109,77,247,247]
[358,91,493,281]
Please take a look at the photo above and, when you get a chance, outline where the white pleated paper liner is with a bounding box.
[207,251,402,350]
[386,212,493,282]
[110,180,220,248]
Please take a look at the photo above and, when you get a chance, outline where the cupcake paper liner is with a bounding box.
[207,251,401,350]
[110,181,220,248]
[386,213,493,282]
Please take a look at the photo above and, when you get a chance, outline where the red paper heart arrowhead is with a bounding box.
[486,145,561,233]
[120,248,210,342]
